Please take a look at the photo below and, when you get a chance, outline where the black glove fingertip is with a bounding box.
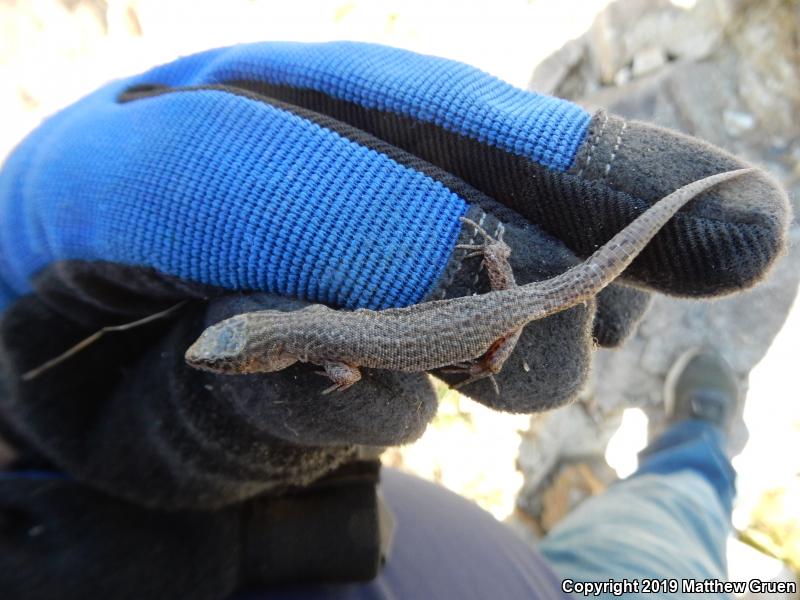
[592,284,652,348]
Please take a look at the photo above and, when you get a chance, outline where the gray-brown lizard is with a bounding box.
[185,169,752,392]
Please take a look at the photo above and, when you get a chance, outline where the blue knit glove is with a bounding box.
[0,42,788,510]
[107,41,786,295]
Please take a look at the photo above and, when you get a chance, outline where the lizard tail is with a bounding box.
[530,168,755,314]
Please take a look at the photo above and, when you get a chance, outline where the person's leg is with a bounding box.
[635,418,735,514]
[539,424,732,598]
[539,349,741,599]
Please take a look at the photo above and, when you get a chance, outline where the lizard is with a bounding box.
[185,169,753,393]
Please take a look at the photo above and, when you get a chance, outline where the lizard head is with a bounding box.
[185,313,298,374]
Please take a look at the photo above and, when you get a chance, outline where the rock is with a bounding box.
[528,38,586,96]
[518,0,800,524]
[723,109,756,136]
[730,0,800,135]
[533,0,735,99]
[539,462,607,532]
[613,66,631,86]
[515,455,616,533]
[586,0,674,84]
[631,46,667,78]
[505,508,545,543]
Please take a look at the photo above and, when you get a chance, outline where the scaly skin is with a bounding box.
[185,169,753,392]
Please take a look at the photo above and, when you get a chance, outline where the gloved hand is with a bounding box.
[0,42,789,514]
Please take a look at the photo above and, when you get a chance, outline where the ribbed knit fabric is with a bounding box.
[136,42,591,171]
[2,42,783,313]
[214,78,788,297]
[0,80,467,311]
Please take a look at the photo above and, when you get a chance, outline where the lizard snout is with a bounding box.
[185,316,249,372]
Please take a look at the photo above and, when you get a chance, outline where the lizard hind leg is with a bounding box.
[448,370,501,396]
[455,218,493,255]
[457,217,496,244]
[443,329,524,395]
[456,217,508,251]
[318,361,362,394]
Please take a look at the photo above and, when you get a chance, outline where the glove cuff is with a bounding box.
[242,459,391,585]
[0,460,390,598]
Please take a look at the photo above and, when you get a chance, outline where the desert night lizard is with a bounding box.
[185,169,753,392]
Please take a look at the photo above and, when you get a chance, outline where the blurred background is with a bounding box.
[2,0,798,593]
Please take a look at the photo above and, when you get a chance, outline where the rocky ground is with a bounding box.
[512,0,800,588]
